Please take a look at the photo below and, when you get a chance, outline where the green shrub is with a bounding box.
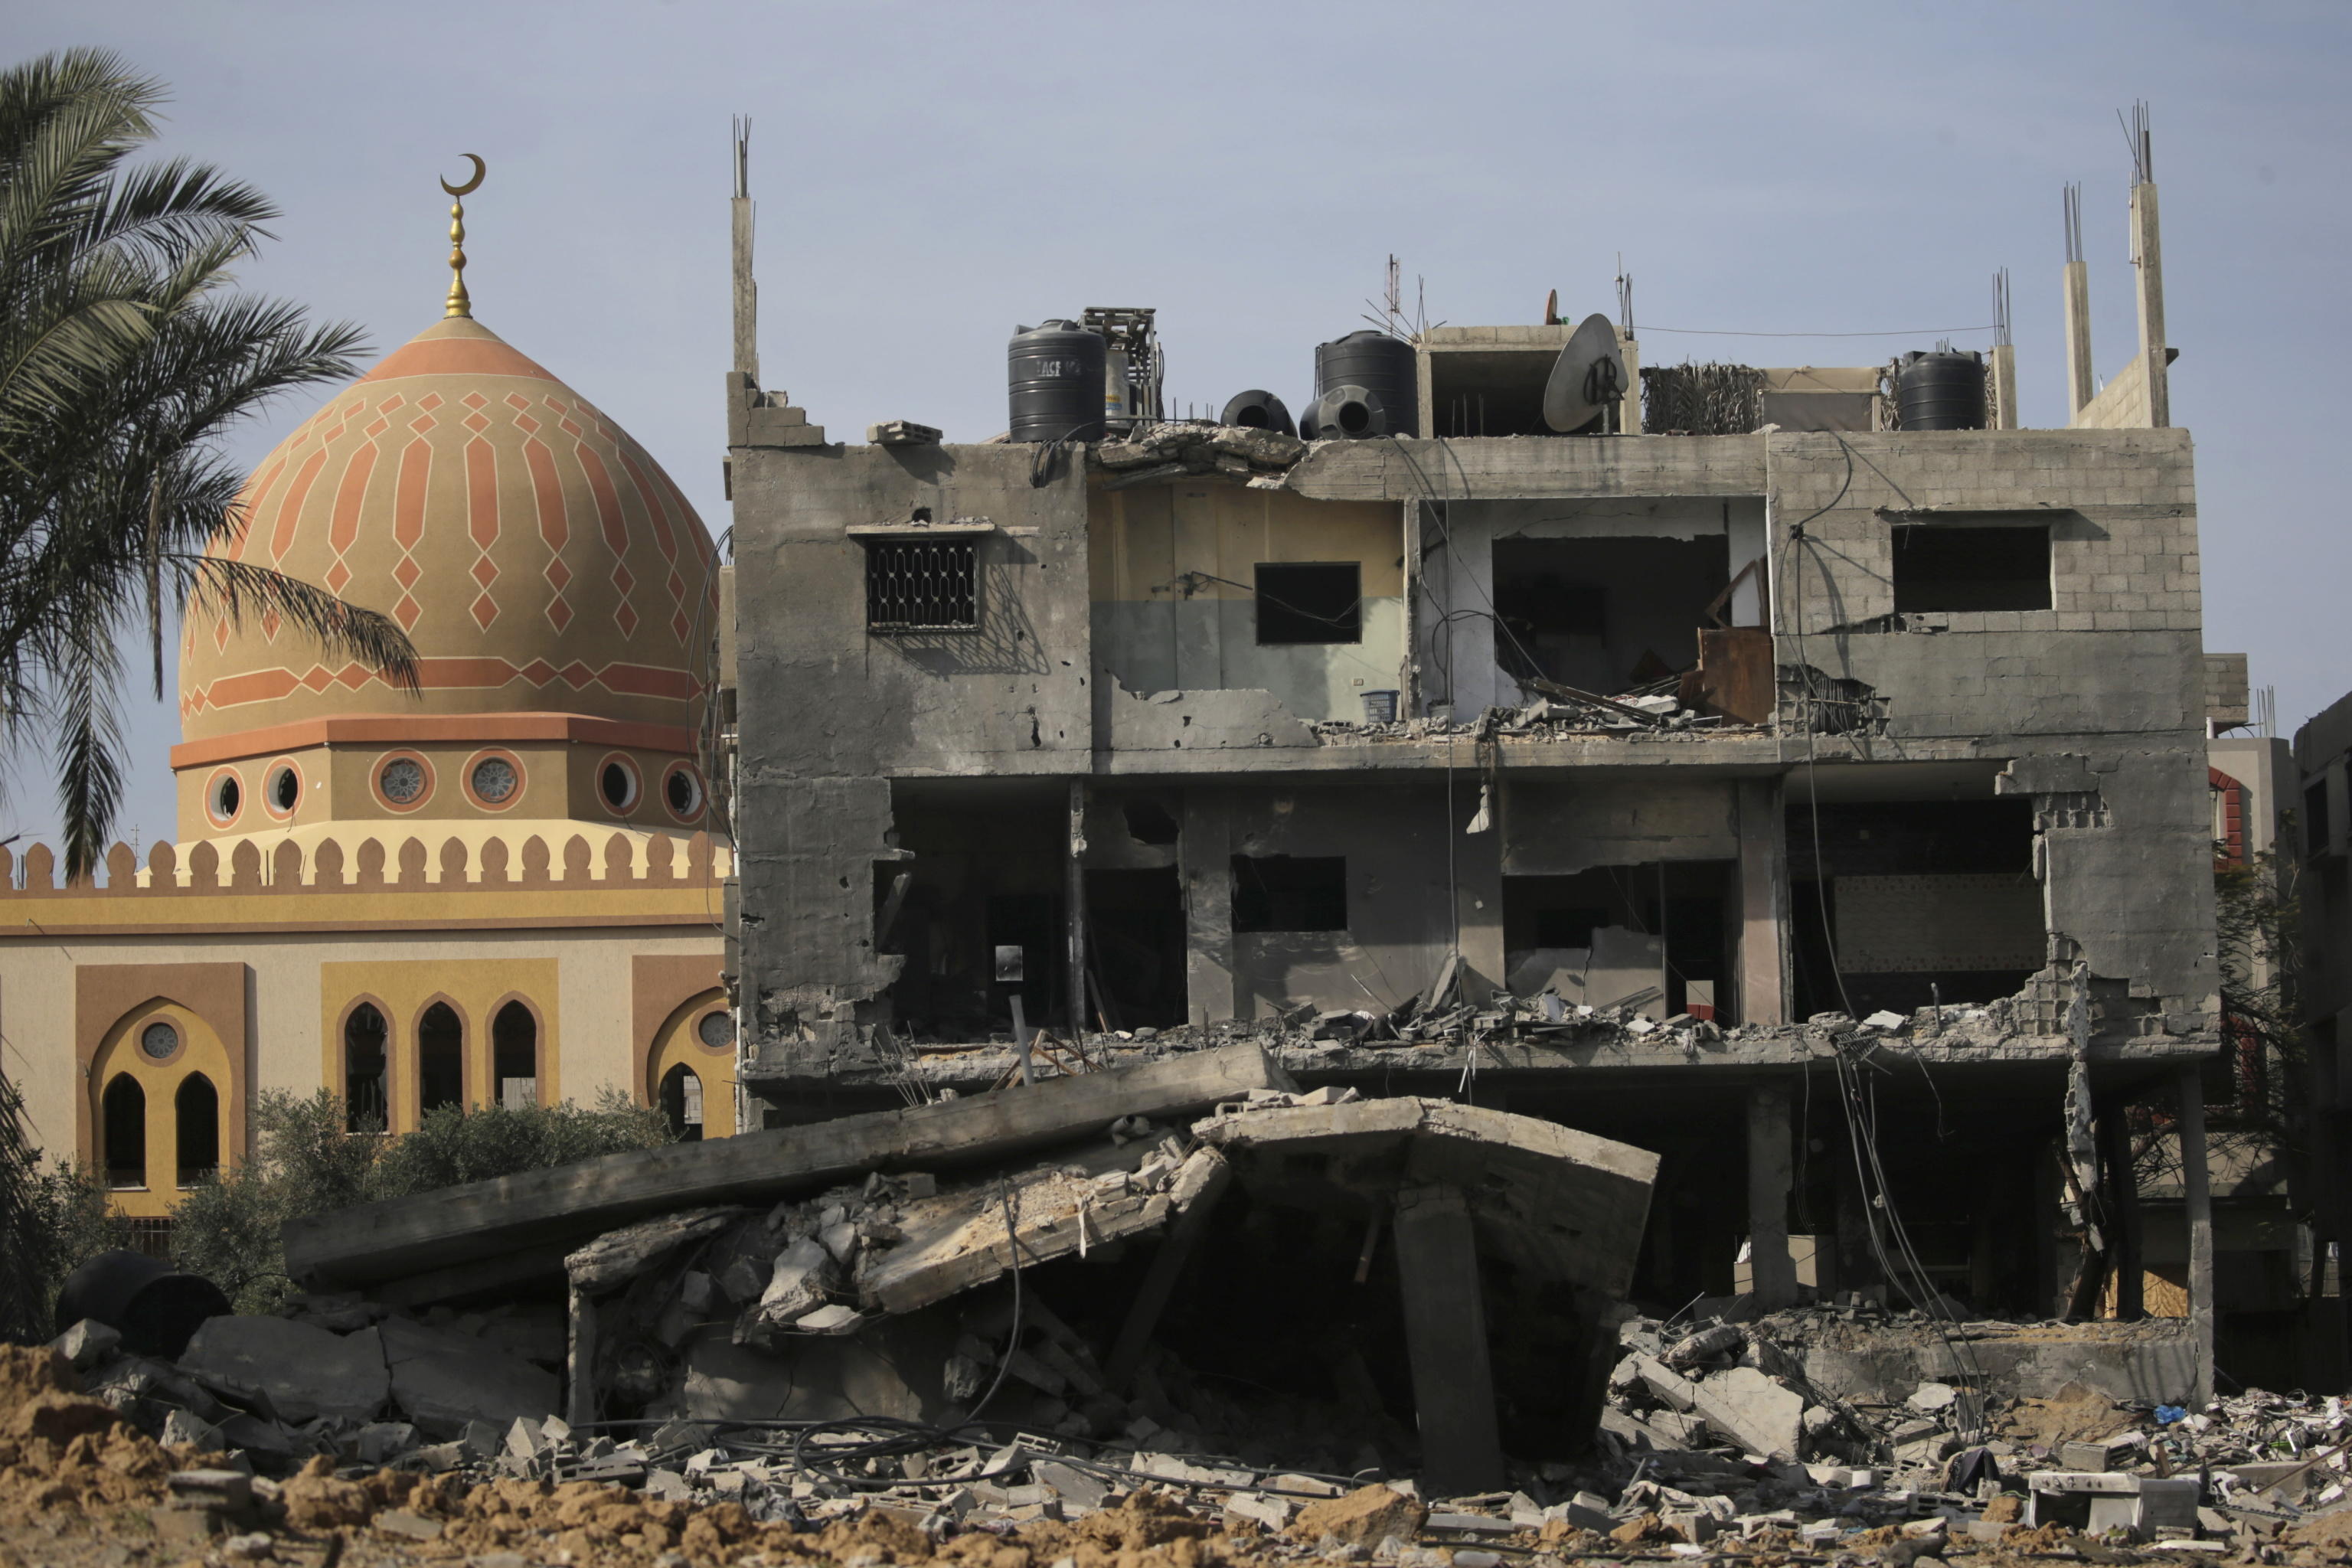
[167,1088,672,1310]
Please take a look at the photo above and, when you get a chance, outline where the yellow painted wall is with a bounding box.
[645,986,737,1139]
[90,1001,235,1218]
[318,956,560,1129]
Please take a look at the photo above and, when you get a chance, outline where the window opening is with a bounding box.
[209,774,240,823]
[492,1001,537,1110]
[660,1063,705,1142]
[665,766,704,818]
[1890,524,2051,612]
[380,756,426,805]
[2308,780,2332,861]
[1253,563,1361,645]
[470,756,519,805]
[599,761,637,810]
[865,539,978,631]
[139,1020,178,1061]
[419,1002,463,1114]
[345,1003,389,1132]
[175,1074,219,1187]
[1232,854,1348,933]
[1121,797,1181,846]
[103,1075,145,1189]
[269,766,299,813]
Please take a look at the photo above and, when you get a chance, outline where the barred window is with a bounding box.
[864,539,979,631]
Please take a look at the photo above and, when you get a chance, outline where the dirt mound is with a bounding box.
[1289,1483,1424,1550]
[1997,1380,2138,1446]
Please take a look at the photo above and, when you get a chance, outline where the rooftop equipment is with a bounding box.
[1219,389,1295,436]
[1315,330,1418,437]
[1008,321,1107,444]
[1542,313,1630,433]
[1312,384,1397,440]
[1083,307,1164,433]
[1895,348,1988,431]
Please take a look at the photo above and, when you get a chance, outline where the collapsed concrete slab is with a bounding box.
[178,1317,387,1425]
[285,1042,1292,1294]
[380,1317,560,1438]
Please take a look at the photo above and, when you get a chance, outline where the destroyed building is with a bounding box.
[720,121,2258,1411]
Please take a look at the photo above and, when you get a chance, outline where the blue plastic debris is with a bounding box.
[2155,1404,2187,1425]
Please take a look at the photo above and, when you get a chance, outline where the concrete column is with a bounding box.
[1065,779,1089,1040]
[1736,778,1790,1026]
[1616,331,1642,434]
[1988,342,2018,430]
[2096,1096,2145,1319]
[1747,1084,1798,1308]
[2063,260,2095,420]
[2309,1023,2347,1388]
[1180,792,1236,1025]
[2131,183,2168,429]
[2178,1064,2215,1406]
[1392,1185,1504,1495]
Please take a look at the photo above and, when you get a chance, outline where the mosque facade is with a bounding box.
[0,257,736,1219]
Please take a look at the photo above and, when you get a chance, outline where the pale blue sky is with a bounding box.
[5,1,2347,850]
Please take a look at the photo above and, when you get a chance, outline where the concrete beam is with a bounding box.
[286,1042,1291,1289]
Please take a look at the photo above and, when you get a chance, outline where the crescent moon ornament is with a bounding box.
[439,153,485,197]
[439,155,484,318]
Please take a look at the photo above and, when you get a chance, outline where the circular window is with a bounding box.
[139,1021,178,1061]
[267,763,300,815]
[206,770,242,827]
[466,753,522,810]
[662,763,705,822]
[599,756,640,812]
[696,1010,733,1049]
[376,754,431,812]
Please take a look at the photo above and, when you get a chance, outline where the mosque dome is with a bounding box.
[179,315,718,741]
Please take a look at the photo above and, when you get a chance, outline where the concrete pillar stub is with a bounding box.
[1747,1085,1798,1308]
[1391,1184,1504,1496]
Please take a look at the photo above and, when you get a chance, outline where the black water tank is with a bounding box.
[1312,384,1395,440]
[54,1250,230,1359]
[1008,322,1107,443]
[1220,390,1295,436]
[1315,331,1418,437]
[1896,350,1988,431]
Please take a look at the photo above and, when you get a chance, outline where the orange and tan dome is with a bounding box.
[179,316,718,740]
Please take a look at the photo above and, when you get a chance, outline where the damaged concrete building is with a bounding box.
[722,126,2246,1449]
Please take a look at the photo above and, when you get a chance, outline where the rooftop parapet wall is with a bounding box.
[0,830,730,935]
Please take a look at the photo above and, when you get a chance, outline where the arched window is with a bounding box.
[419,1002,464,1115]
[345,1004,389,1132]
[659,1062,704,1143]
[103,1075,145,1190]
[492,1001,537,1110]
[175,1074,220,1187]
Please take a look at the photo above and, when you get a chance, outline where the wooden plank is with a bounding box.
[286,1041,1289,1289]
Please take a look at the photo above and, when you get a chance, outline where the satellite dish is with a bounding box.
[1542,312,1628,433]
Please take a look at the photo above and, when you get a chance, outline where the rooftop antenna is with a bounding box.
[439,153,485,318]
[1615,254,1635,338]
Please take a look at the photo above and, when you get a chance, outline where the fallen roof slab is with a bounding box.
[1190,1096,1661,1297]
[285,1042,1292,1290]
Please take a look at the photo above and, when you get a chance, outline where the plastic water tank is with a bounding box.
[1312,384,1395,440]
[1315,331,1418,436]
[54,1249,230,1358]
[1008,322,1107,443]
[1896,350,1988,431]
[1219,390,1295,437]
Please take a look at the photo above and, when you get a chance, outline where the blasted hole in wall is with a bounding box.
[1891,523,2051,612]
[1086,867,1186,1028]
[1122,798,1181,846]
[1491,535,1728,694]
[1253,563,1362,645]
[1788,798,2042,1018]
[1233,854,1348,933]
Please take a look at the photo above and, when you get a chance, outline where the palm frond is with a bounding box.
[176,556,418,694]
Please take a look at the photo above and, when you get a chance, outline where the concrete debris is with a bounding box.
[1093,421,1306,488]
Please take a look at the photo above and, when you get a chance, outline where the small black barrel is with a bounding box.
[54,1249,230,1358]
[1315,330,1419,436]
[1008,322,1107,444]
[1220,390,1295,436]
[1896,350,1988,431]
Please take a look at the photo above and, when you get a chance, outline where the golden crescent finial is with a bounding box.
[439,153,485,198]
[439,155,485,318]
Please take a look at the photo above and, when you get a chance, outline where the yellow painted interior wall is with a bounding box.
[90,1001,235,1218]
[645,987,737,1140]
[317,956,561,1130]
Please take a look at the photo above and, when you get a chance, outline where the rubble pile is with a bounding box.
[1314,688,1744,744]
[1093,422,1306,488]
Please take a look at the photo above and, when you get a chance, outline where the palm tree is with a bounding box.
[0,47,416,879]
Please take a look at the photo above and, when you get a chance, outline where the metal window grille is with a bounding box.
[865,539,978,631]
